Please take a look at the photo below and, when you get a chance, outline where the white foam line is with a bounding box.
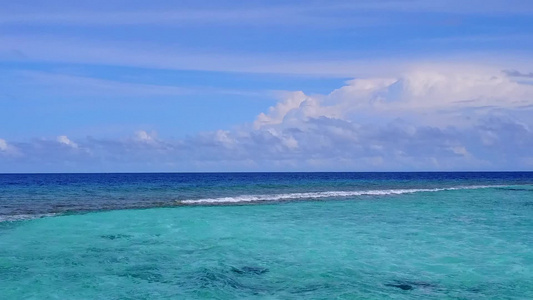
[178,185,501,205]
[0,213,58,223]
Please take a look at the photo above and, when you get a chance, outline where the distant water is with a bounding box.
[1,172,532,299]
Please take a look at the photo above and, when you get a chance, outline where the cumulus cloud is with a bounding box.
[269,67,533,123]
[1,66,532,172]
[57,135,78,149]
[134,130,157,144]
[213,66,533,170]
[254,91,309,128]
[0,138,8,151]
[131,130,176,152]
[0,138,20,156]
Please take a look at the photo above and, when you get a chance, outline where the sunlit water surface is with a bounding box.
[1,173,532,299]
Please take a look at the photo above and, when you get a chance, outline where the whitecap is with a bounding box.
[178,185,501,205]
[0,213,58,223]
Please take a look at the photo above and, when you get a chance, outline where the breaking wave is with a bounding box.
[178,185,500,205]
[0,213,58,223]
[1,185,510,222]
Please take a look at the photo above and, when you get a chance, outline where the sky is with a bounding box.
[1,0,533,172]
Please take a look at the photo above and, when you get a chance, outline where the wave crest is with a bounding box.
[178,185,498,205]
[0,213,58,223]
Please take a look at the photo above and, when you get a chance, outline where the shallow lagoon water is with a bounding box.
[1,173,532,299]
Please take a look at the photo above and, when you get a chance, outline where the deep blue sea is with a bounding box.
[1,172,532,299]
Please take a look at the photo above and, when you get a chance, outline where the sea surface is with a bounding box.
[0,172,532,299]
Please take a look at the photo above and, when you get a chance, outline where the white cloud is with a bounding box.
[449,146,470,156]
[134,130,158,144]
[254,91,308,128]
[132,130,174,151]
[254,66,533,129]
[0,138,20,156]
[242,66,533,170]
[213,130,235,148]
[0,138,9,151]
[393,68,533,109]
[2,65,533,172]
[135,130,152,142]
[57,135,78,149]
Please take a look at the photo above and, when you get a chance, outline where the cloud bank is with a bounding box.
[1,65,532,172]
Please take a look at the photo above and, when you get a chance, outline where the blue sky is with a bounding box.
[1,0,533,172]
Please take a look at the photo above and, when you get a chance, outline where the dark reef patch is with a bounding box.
[231,266,269,275]
[385,280,438,291]
[100,234,132,240]
[385,283,414,290]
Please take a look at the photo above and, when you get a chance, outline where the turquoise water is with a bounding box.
[0,173,532,299]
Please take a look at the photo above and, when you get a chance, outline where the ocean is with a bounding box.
[0,172,532,299]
